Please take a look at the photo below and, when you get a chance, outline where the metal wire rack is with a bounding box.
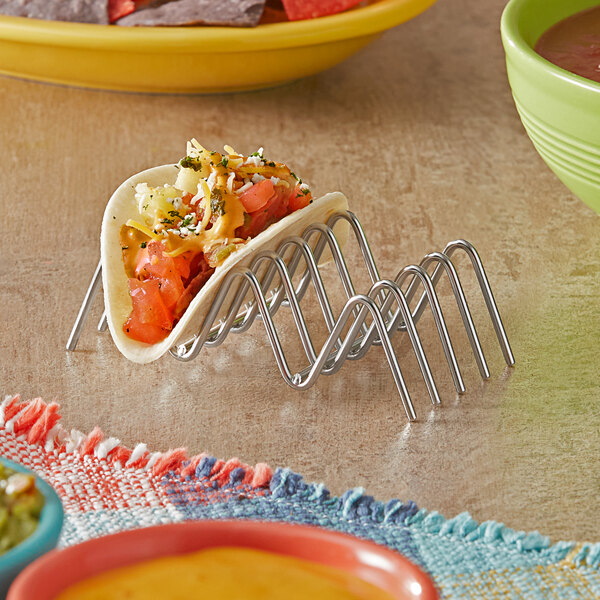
[67,210,514,421]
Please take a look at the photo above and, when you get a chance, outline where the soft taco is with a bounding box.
[101,141,349,364]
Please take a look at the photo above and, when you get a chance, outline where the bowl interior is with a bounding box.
[9,521,438,600]
[0,457,63,597]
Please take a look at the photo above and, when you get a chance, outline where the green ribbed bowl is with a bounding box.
[501,0,600,214]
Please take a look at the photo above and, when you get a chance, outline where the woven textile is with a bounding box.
[1,395,599,599]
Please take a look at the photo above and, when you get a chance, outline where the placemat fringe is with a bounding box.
[1,394,272,487]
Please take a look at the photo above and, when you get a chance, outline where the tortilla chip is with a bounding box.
[109,0,135,22]
[0,0,109,24]
[281,0,363,21]
[117,0,266,27]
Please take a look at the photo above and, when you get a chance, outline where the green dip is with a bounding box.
[0,463,44,555]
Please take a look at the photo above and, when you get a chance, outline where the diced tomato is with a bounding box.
[132,241,185,311]
[124,242,218,342]
[158,275,184,312]
[174,257,214,318]
[239,180,276,213]
[123,316,168,345]
[134,247,150,278]
[128,279,173,330]
[144,241,180,280]
[135,241,191,285]
[236,186,292,240]
[289,186,311,212]
[173,253,193,282]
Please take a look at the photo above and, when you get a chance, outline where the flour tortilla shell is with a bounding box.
[101,164,349,364]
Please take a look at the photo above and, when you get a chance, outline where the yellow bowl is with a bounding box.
[0,0,437,93]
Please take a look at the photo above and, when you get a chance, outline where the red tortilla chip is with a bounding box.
[109,0,136,22]
[281,0,363,21]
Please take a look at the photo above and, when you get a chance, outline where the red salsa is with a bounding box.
[535,7,600,84]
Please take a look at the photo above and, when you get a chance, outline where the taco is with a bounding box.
[101,141,349,364]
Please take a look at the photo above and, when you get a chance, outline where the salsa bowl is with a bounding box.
[0,0,438,93]
[0,457,63,597]
[501,0,600,215]
[9,520,439,599]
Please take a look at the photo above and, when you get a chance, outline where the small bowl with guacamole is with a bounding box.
[8,520,438,600]
[0,457,63,597]
[501,0,600,215]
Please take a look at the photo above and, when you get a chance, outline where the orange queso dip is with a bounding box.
[55,547,396,600]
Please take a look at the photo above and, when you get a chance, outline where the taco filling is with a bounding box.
[120,141,313,344]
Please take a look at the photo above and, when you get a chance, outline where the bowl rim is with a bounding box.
[9,519,439,599]
[0,457,63,571]
[500,0,600,95]
[0,0,439,51]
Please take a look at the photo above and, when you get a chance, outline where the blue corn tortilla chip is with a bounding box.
[117,0,266,27]
[0,0,109,24]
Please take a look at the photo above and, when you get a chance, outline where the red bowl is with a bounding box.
[8,520,439,600]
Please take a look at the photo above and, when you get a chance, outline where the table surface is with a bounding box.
[1,0,599,543]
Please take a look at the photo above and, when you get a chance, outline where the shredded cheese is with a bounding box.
[124,141,311,270]
[226,172,235,193]
[125,219,161,241]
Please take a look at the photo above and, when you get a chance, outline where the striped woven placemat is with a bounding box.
[1,394,598,599]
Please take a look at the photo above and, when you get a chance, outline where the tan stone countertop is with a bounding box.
[1,0,599,543]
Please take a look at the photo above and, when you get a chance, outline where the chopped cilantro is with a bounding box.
[179,156,203,171]
[218,157,229,168]
[301,188,310,195]
[160,218,174,225]
[168,210,183,219]
[267,161,276,167]
[140,241,147,249]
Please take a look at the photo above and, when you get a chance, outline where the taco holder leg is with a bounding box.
[66,210,514,422]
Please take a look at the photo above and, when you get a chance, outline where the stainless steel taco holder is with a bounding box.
[66,210,514,421]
